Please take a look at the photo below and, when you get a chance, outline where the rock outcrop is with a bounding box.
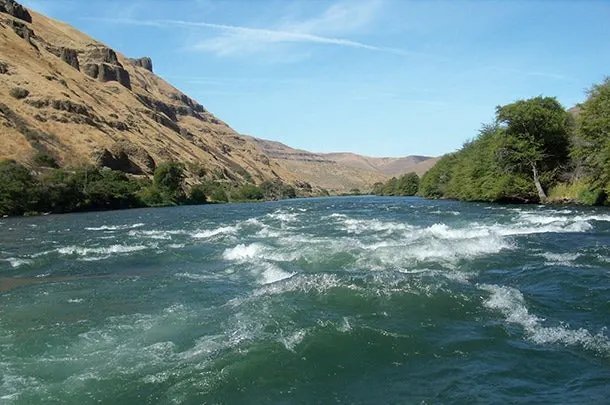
[82,45,131,89]
[128,57,153,72]
[9,20,35,46]
[93,140,156,175]
[60,47,79,70]
[0,0,31,23]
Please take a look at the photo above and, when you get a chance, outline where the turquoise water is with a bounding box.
[1,196,609,404]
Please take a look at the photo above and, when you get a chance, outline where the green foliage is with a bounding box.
[420,97,573,203]
[396,172,419,196]
[153,162,185,203]
[0,160,36,216]
[187,185,208,205]
[261,179,297,200]
[383,177,398,196]
[371,182,384,195]
[138,185,166,207]
[572,77,610,192]
[578,188,606,206]
[419,153,458,199]
[33,151,59,168]
[231,184,264,202]
[210,187,228,203]
[375,173,420,196]
[496,96,571,174]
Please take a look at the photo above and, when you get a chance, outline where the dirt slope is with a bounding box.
[0,1,298,186]
[0,1,437,193]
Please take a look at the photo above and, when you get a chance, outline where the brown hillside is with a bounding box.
[246,137,388,192]
[323,153,433,176]
[0,1,299,186]
[0,1,438,194]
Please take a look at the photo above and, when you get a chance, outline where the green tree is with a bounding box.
[383,177,398,196]
[0,160,36,216]
[372,182,384,195]
[232,184,264,201]
[187,185,208,205]
[396,172,419,196]
[153,162,185,203]
[495,96,571,201]
[418,153,458,199]
[572,77,610,192]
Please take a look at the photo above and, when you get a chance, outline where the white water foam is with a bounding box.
[222,243,265,261]
[539,252,581,266]
[267,210,299,223]
[259,262,295,285]
[481,284,610,355]
[222,244,295,284]
[57,244,147,256]
[279,329,307,352]
[192,225,238,239]
[3,257,32,268]
[85,223,145,231]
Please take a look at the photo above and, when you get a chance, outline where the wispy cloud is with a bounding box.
[93,1,432,60]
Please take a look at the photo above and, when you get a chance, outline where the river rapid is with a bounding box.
[1,196,609,404]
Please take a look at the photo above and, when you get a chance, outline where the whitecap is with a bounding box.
[279,329,307,352]
[259,262,295,285]
[57,244,147,256]
[222,243,265,261]
[539,252,581,266]
[85,223,145,231]
[192,225,238,239]
[3,257,32,268]
[481,284,610,355]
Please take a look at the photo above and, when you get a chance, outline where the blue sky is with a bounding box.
[21,0,610,157]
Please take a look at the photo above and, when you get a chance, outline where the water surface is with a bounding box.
[1,197,609,404]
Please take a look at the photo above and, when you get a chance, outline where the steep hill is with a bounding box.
[0,1,300,188]
[0,0,437,195]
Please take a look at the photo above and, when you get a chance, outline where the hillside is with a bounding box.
[0,1,302,188]
[322,153,434,176]
[0,1,437,196]
[248,136,437,192]
[246,137,390,192]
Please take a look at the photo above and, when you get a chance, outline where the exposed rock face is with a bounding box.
[10,20,35,45]
[93,140,156,175]
[82,45,131,89]
[0,0,32,23]
[129,57,153,72]
[60,47,79,70]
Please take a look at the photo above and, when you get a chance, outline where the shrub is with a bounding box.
[578,188,606,206]
[153,162,186,203]
[0,160,36,216]
[9,87,29,99]
[33,151,59,168]
[187,185,207,205]
[232,184,264,201]
[210,187,228,203]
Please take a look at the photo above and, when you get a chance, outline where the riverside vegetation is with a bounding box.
[419,77,610,205]
[0,160,298,217]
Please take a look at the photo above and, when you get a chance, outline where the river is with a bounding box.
[1,196,609,404]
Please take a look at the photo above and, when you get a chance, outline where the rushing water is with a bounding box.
[0,196,609,404]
